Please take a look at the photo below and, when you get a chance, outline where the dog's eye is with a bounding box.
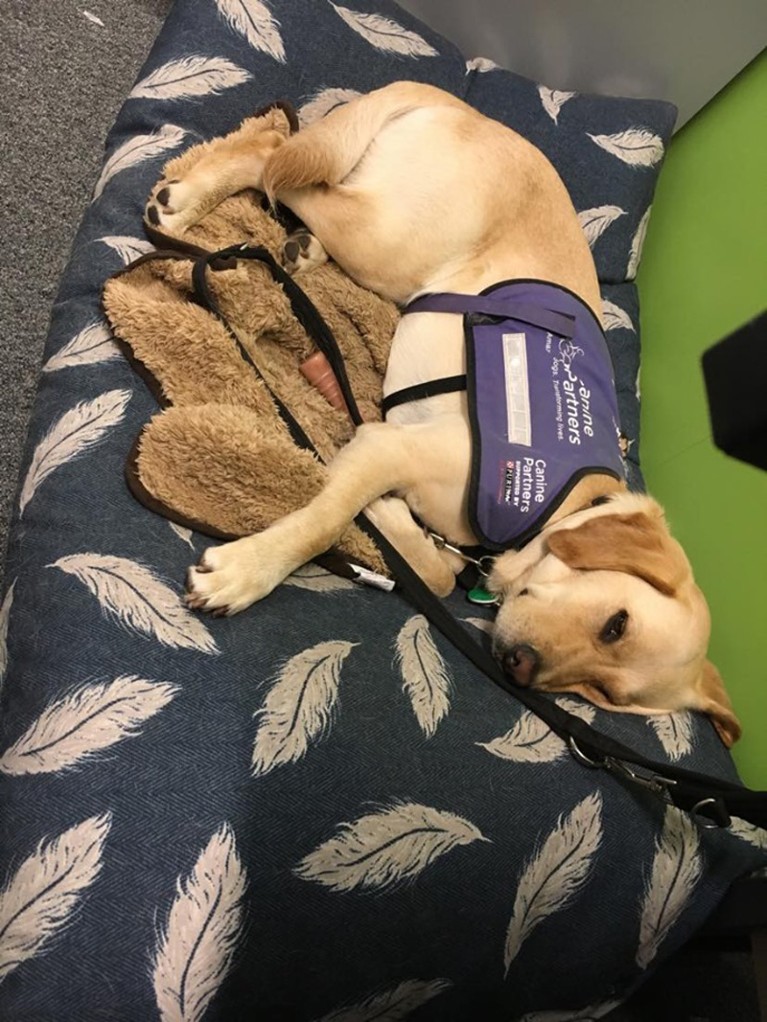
[600,609,629,644]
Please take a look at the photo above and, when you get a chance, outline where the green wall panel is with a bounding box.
[637,51,767,786]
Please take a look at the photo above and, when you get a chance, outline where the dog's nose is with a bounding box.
[501,644,540,687]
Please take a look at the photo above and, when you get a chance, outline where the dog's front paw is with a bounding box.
[281,229,329,275]
[185,536,289,616]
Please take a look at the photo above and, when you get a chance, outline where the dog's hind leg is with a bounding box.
[144,112,290,233]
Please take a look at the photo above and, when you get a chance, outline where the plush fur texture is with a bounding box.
[103,104,396,577]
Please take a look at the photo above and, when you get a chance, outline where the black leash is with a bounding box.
[191,243,365,427]
[191,242,767,831]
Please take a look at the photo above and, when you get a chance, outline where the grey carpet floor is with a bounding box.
[0,2,760,1019]
[0,0,171,581]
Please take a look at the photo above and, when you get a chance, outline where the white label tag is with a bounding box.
[349,564,396,592]
[502,332,532,446]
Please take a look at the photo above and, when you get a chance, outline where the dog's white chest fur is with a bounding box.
[382,311,466,425]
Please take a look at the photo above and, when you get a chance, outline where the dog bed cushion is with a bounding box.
[1,2,764,1020]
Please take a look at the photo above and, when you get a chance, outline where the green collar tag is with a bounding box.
[467,584,499,606]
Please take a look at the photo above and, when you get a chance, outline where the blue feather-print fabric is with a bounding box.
[0,2,764,1019]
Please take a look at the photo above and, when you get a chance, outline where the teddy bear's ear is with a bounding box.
[254,99,300,135]
[128,404,323,539]
[127,403,390,579]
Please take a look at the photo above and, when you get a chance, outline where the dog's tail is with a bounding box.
[263,81,459,201]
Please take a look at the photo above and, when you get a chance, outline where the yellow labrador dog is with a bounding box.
[146,81,739,746]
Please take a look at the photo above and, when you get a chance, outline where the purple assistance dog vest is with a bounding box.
[393,280,626,551]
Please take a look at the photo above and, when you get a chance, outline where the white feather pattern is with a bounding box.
[0,580,14,686]
[49,553,218,654]
[463,616,493,634]
[295,802,488,892]
[98,235,155,264]
[284,564,356,592]
[479,713,563,764]
[0,675,178,776]
[317,978,453,1021]
[0,813,111,981]
[42,322,121,372]
[538,85,576,125]
[517,999,623,1021]
[729,818,767,851]
[92,124,187,201]
[504,793,603,974]
[298,88,362,127]
[465,56,499,73]
[627,206,652,279]
[169,522,195,550]
[646,713,693,762]
[329,4,438,57]
[19,389,131,515]
[577,205,626,247]
[480,699,595,764]
[395,615,451,738]
[251,640,355,776]
[152,823,247,1022]
[635,806,702,969]
[130,55,251,101]
[214,0,286,62]
[601,299,635,333]
[554,697,598,724]
[588,128,665,168]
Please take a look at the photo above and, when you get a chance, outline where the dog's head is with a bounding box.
[487,494,740,746]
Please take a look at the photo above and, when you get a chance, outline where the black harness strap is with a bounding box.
[382,374,467,416]
[406,291,576,338]
[190,243,767,831]
[192,243,366,427]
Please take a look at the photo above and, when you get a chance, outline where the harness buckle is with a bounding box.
[568,737,676,798]
[691,797,731,829]
[477,555,495,578]
[428,531,447,551]
[568,736,603,768]
[426,532,494,578]
[603,756,677,798]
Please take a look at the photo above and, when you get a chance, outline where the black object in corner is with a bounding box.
[702,310,767,470]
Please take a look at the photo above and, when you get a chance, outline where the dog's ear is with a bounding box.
[545,510,690,596]
[694,660,741,747]
[487,549,527,594]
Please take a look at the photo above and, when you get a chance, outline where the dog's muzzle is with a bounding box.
[500,644,541,687]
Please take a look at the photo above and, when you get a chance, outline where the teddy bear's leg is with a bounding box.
[145,125,286,233]
[186,416,470,614]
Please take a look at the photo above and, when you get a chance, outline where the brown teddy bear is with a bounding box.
[102,103,399,581]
